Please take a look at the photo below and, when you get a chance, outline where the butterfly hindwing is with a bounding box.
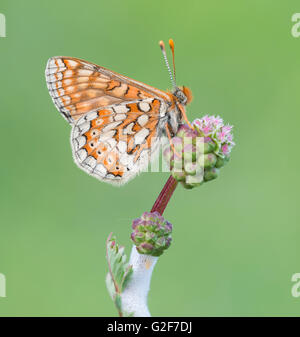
[71,98,167,185]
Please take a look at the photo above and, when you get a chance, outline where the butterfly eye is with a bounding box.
[174,88,187,104]
[182,86,193,104]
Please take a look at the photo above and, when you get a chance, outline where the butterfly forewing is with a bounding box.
[45,57,171,124]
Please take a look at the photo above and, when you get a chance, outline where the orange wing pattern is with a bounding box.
[45,57,171,124]
[71,98,167,185]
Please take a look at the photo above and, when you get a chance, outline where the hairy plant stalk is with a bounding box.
[151,175,178,215]
[121,246,158,316]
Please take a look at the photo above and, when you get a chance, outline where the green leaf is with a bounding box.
[105,273,116,300]
[115,293,122,313]
[105,233,133,297]
[121,265,133,290]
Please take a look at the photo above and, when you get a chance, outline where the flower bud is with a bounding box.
[204,167,220,181]
[131,212,172,257]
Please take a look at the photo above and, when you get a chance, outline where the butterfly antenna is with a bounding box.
[159,40,176,89]
[169,39,176,84]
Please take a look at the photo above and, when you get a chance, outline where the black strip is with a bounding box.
[124,85,130,96]
[0,317,296,335]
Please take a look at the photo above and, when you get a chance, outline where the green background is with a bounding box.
[0,0,300,316]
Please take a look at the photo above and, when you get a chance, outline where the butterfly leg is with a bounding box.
[177,104,193,129]
[165,123,181,157]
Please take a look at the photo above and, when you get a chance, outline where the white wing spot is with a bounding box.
[119,153,130,165]
[85,111,98,121]
[114,113,126,121]
[64,79,73,86]
[124,122,135,135]
[77,69,94,76]
[66,59,79,67]
[47,59,57,68]
[62,96,71,105]
[55,88,65,97]
[99,130,116,141]
[77,149,87,161]
[137,115,149,127]
[107,138,117,149]
[76,136,87,149]
[114,105,130,114]
[94,164,107,177]
[56,59,65,68]
[117,141,127,153]
[138,102,151,112]
[77,122,90,134]
[83,156,97,169]
[134,128,150,145]
[102,121,122,133]
[49,73,62,81]
[73,126,80,138]
[46,67,64,75]
[96,119,104,126]
[64,70,73,77]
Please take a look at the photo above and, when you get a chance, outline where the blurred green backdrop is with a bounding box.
[1,0,300,316]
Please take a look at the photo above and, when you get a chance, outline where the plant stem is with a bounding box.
[151,175,178,215]
[121,246,158,317]
[120,176,178,316]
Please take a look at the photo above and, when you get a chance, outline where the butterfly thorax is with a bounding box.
[165,86,193,135]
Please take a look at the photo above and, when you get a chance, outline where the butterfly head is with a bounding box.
[160,39,194,132]
[173,86,193,106]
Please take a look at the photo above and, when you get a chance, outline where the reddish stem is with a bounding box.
[151,175,178,215]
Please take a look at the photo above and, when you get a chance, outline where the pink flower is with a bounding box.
[217,131,226,142]
[192,115,235,157]
[221,144,230,155]
[227,134,233,142]
[222,125,232,135]
[212,116,223,127]
[202,125,213,135]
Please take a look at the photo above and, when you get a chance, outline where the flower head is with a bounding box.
[193,115,235,157]
[131,211,172,256]
[163,115,235,189]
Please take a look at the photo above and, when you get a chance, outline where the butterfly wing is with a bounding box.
[45,56,171,124]
[71,98,167,185]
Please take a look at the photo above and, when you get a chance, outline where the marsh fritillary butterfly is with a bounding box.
[45,40,192,185]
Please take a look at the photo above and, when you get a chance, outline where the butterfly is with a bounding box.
[45,39,193,185]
